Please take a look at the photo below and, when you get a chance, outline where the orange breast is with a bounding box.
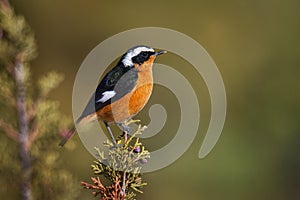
[97,67,153,123]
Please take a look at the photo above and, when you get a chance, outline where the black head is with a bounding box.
[121,45,166,67]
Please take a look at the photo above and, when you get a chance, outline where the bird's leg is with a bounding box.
[118,123,130,133]
[117,119,141,143]
[104,122,116,145]
[117,123,130,144]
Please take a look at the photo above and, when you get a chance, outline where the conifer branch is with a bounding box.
[82,121,150,199]
[14,54,33,200]
[0,1,78,199]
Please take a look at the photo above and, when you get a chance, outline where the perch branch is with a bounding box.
[121,129,128,197]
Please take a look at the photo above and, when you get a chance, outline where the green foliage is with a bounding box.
[82,123,150,200]
[38,72,64,97]
[0,1,37,64]
[0,134,21,194]
[0,1,78,199]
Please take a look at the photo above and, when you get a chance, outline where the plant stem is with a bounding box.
[14,57,33,200]
[121,130,128,197]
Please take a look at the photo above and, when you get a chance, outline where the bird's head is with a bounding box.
[120,45,167,71]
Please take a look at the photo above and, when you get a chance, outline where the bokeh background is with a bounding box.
[2,0,300,199]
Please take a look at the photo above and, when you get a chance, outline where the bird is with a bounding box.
[59,45,167,146]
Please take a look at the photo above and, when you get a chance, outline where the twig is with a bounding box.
[0,0,10,9]
[81,177,107,197]
[121,129,128,197]
[122,171,127,197]
[28,121,39,148]
[0,119,18,142]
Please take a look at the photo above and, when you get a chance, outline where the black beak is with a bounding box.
[154,50,167,56]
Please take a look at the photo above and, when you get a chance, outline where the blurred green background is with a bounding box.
[4,0,300,199]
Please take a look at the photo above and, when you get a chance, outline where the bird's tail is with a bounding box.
[59,126,76,147]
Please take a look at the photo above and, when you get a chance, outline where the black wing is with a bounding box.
[77,63,138,122]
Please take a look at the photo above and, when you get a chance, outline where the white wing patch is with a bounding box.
[122,46,154,67]
[97,91,116,103]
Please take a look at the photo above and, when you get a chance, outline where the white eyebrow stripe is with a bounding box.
[122,46,154,67]
[97,90,116,103]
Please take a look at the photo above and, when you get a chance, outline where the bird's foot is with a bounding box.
[117,122,131,133]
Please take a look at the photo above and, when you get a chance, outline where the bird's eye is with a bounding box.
[141,52,148,57]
